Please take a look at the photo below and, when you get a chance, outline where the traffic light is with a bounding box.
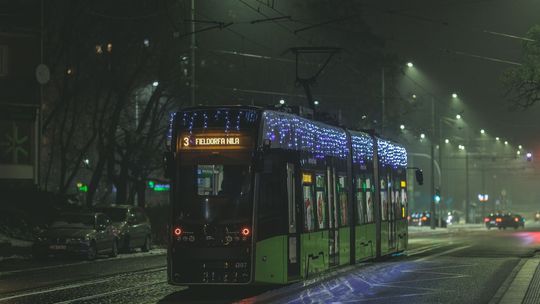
[434,188,441,203]
[76,182,88,192]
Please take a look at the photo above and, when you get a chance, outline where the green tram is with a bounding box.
[166,106,413,285]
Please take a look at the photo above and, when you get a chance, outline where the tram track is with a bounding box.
[0,266,168,303]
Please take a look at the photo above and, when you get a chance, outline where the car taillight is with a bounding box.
[173,227,183,237]
[496,218,502,223]
[484,217,490,223]
[421,216,427,221]
[514,217,519,222]
[241,227,251,237]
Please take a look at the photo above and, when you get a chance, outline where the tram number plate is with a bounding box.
[234,262,248,269]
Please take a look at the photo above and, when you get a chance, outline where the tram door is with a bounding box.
[287,163,300,278]
[388,175,397,249]
[327,167,339,266]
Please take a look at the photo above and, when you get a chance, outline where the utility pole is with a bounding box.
[190,0,196,106]
[430,97,436,229]
[381,67,385,136]
[465,150,470,223]
[437,108,443,228]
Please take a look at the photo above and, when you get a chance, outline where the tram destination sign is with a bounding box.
[179,132,251,150]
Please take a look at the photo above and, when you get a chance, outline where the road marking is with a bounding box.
[0,249,166,277]
[52,280,169,304]
[415,245,472,262]
[0,267,166,302]
[498,259,540,304]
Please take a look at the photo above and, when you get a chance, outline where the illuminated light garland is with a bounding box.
[262,111,349,159]
[176,108,259,133]
[377,139,407,168]
[350,131,374,164]
[172,108,406,168]
[167,112,176,143]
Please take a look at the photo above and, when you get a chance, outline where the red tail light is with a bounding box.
[421,216,427,221]
[173,227,183,237]
[241,227,251,237]
[495,218,502,223]
[514,217,519,222]
[484,217,490,223]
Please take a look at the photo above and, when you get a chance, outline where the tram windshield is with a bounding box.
[177,162,253,224]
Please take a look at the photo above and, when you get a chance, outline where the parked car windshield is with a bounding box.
[51,214,95,229]
[95,208,127,222]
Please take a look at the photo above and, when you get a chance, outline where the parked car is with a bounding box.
[32,212,118,260]
[94,205,152,252]
[408,212,447,227]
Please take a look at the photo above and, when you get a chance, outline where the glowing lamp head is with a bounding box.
[456,114,461,120]
[173,227,183,237]
[420,133,425,139]
[241,227,251,237]
[279,99,285,105]
[400,124,405,130]
[445,139,449,144]
[480,129,485,134]
[406,62,413,68]
[452,93,458,99]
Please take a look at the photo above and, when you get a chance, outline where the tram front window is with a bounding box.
[179,164,252,224]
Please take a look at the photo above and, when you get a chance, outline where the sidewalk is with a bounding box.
[0,233,32,261]
[491,256,540,304]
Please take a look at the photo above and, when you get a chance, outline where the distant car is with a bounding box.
[502,213,525,229]
[94,205,152,252]
[485,213,525,230]
[408,212,446,227]
[32,212,118,260]
[484,214,498,229]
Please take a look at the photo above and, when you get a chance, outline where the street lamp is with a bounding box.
[452,93,458,99]
[314,100,320,106]
[518,145,523,149]
[152,81,159,87]
[420,133,426,139]
[400,124,405,130]
[504,141,508,145]
[407,62,414,68]
[279,99,285,105]
[456,114,461,120]
[412,94,417,99]
[495,137,500,141]
[445,138,450,144]
[480,129,485,134]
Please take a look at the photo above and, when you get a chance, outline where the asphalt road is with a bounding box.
[1,223,539,304]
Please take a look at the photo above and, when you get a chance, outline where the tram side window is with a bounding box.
[302,173,316,232]
[315,174,328,229]
[365,177,374,223]
[401,187,408,219]
[337,175,348,227]
[380,177,388,221]
[355,176,364,224]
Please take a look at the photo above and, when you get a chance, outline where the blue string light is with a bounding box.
[173,108,406,168]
